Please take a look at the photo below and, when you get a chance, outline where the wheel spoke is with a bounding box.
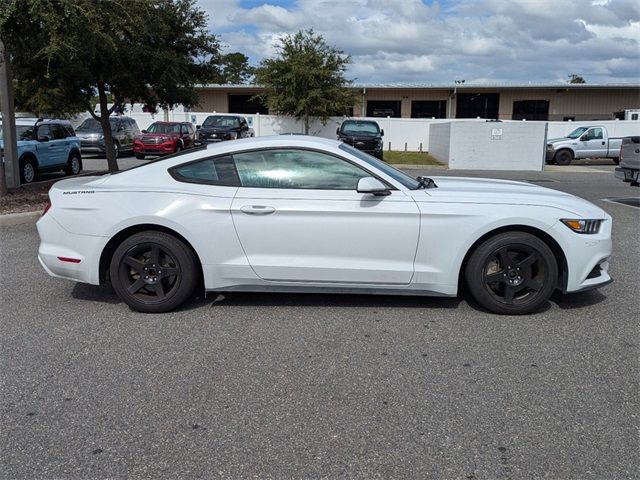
[484,272,505,285]
[516,253,537,268]
[160,267,179,278]
[503,285,516,304]
[127,277,146,294]
[496,247,512,269]
[123,256,146,273]
[522,277,541,291]
[153,282,166,299]
[150,246,161,266]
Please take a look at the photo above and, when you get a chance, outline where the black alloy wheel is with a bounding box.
[465,232,558,314]
[110,231,197,313]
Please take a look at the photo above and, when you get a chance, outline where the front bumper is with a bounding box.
[134,142,175,155]
[614,167,640,184]
[545,150,556,161]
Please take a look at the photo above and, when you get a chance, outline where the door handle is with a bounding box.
[601,141,605,145]
[240,205,276,215]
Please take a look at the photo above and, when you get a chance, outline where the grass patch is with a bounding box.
[383,151,443,166]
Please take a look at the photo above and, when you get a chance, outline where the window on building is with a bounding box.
[366,100,401,118]
[411,100,447,118]
[228,94,268,114]
[456,93,499,119]
[512,100,550,121]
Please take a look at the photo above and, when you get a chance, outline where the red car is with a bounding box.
[133,121,196,159]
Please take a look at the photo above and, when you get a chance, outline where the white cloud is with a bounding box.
[197,0,640,84]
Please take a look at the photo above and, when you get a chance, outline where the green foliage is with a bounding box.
[254,29,355,134]
[0,0,221,170]
[219,52,254,84]
[568,74,586,84]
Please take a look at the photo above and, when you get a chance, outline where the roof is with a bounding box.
[197,82,640,90]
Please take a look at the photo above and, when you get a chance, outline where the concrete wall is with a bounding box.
[427,123,451,163]
[429,121,547,171]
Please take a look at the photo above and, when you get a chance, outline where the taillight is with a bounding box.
[42,201,52,216]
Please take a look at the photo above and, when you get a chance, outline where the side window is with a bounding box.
[63,125,75,137]
[591,128,603,140]
[169,155,239,186]
[37,125,52,141]
[181,124,189,135]
[130,120,140,134]
[233,149,370,190]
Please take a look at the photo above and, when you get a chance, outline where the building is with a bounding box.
[193,83,640,121]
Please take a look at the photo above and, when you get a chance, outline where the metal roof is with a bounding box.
[198,82,640,90]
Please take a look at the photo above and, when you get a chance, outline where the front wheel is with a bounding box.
[613,157,620,165]
[109,231,198,313]
[135,153,145,160]
[465,232,558,315]
[20,157,38,184]
[554,149,573,166]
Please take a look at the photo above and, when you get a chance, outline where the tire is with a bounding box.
[554,149,573,166]
[175,142,182,154]
[20,157,38,184]
[464,232,558,315]
[109,231,198,313]
[613,157,620,165]
[65,152,82,176]
[113,141,120,159]
[135,154,145,160]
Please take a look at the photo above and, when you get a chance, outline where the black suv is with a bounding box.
[336,120,384,159]
[196,115,253,143]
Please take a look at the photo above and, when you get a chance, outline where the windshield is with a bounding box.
[0,124,35,141]
[202,116,239,128]
[77,118,119,131]
[567,127,589,139]
[340,121,380,136]
[147,123,180,134]
[339,144,420,190]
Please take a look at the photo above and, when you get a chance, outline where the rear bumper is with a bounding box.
[36,213,106,285]
[615,167,640,183]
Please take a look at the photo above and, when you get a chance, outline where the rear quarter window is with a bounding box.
[169,155,240,186]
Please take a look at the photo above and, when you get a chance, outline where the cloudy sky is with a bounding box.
[196,0,640,85]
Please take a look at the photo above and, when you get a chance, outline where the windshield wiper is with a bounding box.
[416,176,438,189]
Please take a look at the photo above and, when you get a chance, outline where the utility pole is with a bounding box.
[0,37,19,194]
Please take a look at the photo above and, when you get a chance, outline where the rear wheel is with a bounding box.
[135,154,145,160]
[65,152,82,176]
[110,231,198,313]
[554,149,573,166]
[465,232,558,315]
[20,157,38,184]
[175,142,182,153]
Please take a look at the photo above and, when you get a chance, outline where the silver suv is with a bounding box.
[75,116,140,158]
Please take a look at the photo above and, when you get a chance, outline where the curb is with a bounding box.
[0,211,41,227]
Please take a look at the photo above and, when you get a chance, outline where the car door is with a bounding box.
[230,148,420,284]
[180,124,192,148]
[580,127,607,157]
[35,124,57,167]
[49,124,70,165]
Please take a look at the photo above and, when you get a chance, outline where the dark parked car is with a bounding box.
[337,119,384,159]
[196,115,253,143]
[133,121,196,159]
[614,136,640,186]
[75,116,139,158]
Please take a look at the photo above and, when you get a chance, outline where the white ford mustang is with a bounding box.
[37,136,612,314]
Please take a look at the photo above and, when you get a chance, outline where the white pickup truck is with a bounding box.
[546,124,640,165]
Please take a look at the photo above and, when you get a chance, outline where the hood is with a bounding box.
[138,131,180,139]
[200,125,235,133]
[547,137,572,144]
[76,126,104,135]
[414,176,606,218]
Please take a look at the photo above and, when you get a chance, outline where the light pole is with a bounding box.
[0,37,20,194]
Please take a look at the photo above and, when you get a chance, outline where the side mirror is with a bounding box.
[580,134,589,141]
[380,129,384,136]
[336,127,340,135]
[141,129,147,133]
[357,177,390,196]
[196,125,201,130]
[39,135,50,142]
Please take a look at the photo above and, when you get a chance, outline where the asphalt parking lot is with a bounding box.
[1,164,639,479]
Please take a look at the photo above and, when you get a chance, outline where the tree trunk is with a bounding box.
[94,83,119,172]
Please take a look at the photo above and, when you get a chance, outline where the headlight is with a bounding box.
[546,144,554,150]
[561,219,603,234]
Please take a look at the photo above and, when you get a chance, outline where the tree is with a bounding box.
[220,52,254,84]
[254,29,355,134]
[568,74,586,84]
[0,0,220,172]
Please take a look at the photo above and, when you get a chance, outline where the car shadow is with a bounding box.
[550,290,608,310]
[71,283,121,304]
